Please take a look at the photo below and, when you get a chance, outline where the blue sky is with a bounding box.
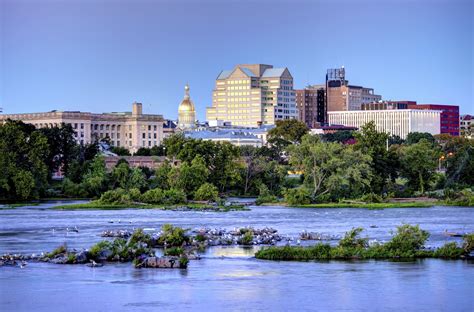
[1,0,473,120]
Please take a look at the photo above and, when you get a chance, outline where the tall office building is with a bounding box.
[295,85,327,128]
[407,104,460,136]
[206,64,297,126]
[326,68,381,111]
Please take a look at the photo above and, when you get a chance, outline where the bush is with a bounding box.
[239,231,254,245]
[157,224,189,247]
[89,241,113,260]
[141,188,165,204]
[385,224,430,254]
[360,193,384,203]
[339,228,368,248]
[255,184,277,205]
[46,245,67,258]
[62,179,89,198]
[284,187,311,205]
[128,188,142,202]
[433,242,464,258]
[163,188,186,204]
[164,247,184,256]
[128,228,151,246]
[194,183,219,202]
[463,233,474,252]
[195,233,206,242]
[98,188,130,204]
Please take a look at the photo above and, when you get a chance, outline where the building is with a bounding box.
[206,64,297,126]
[328,109,441,139]
[407,104,460,136]
[326,68,382,111]
[295,85,326,128]
[361,101,416,110]
[185,128,263,147]
[177,84,196,130]
[0,102,165,153]
[460,114,473,138]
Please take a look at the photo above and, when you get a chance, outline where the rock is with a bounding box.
[75,251,89,264]
[97,249,113,261]
[136,256,184,269]
[50,255,68,264]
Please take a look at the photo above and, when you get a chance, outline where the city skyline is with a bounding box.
[1,0,473,120]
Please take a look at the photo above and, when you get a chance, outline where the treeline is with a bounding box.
[0,119,473,204]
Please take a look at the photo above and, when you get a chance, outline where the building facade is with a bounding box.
[0,102,165,153]
[326,68,382,111]
[295,86,326,128]
[460,114,473,138]
[177,84,196,130]
[206,64,297,126]
[328,109,441,139]
[407,104,460,136]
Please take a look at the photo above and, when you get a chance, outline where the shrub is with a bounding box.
[255,184,277,205]
[360,193,384,203]
[128,228,151,246]
[195,233,206,242]
[164,247,184,256]
[128,188,142,202]
[339,228,368,248]
[385,224,430,254]
[66,253,77,264]
[46,245,67,258]
[163,188,186,204]
[98,188,130,204]
[89,241,113,260]
[141,188,165,204]
[284,187,311,205]
[194,183,219,202]
[239,231,254,245]
[157,224,189,247]
[179,256,189,268]
[463,233,474,252]
[433,242,464,258]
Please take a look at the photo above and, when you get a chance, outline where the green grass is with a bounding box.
[53,201,249,211]
[0,202,41,208]
[293,202,435,209]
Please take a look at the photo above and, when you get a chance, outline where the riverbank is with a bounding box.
[52,201,248,212]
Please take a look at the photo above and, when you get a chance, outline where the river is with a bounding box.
[1,201,473,311]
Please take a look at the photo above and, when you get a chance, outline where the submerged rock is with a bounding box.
[135,256,186,269]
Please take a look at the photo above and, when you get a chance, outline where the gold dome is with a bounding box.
[178,83,195,112]
[178,83,196,130]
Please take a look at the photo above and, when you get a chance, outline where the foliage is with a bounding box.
[46,245,67,258]
[399,139,439,194]
[163,188,187,204]
[384,224,430,255]
[141,188,165,204]
[288,134,373,200]
[164,247,184,256]
[168,156,209,196]
[157,224,189,247]
[239,231,254,245]
[463,233,474,252]
[432,242,464,258]
[360,193,384,203]
[406,132,435,145]
[98,188,131,204]
[268,119,309,147]
[89,241,113,260]
[39,123,77,177]
[110,146,131,156]
[338,228,368,248]
[321,130,354,144]
[150,161,172,190]
[194,183,219,201]
[255,184,278,205]
[284,187,311,206]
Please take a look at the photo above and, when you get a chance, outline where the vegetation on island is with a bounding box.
[1,119,473,208]
[255,224,474,261]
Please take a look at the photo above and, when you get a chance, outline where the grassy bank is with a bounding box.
[294,202,435,209]
[255,226,474,262]
[53,201,248,211]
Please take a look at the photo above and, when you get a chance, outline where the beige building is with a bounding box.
[0,102,164,153]
[178,84,196,130]
[206,64,297,126]
[460,114,473,138]
[328,109,441,139]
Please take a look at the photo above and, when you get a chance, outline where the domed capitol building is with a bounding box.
[178,83,196,130]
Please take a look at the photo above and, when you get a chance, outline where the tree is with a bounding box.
[111,146,131,156]
[406,132,435,145]
[134,147,151,156]
[288,134,372,200]
[82,156,108,197]
[321,130,355,144]
[0,120,49,200]
[240,146,267,195]
[168,156,209,196]
[267,120,309,156]
[400,139,439,193]
[39,123,77,177]
[354,121,399,194]
[194,183,219,201]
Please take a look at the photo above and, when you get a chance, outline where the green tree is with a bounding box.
[194,183,219,201]
[168,156,209,196]
[400,139,439,193]
[111,146,131,156]
[406,132,435,145]
[288,134,372,200]
[354,121,399,194]
[82,156,108,197]
[267,120,309,155]
[39,123,77,177]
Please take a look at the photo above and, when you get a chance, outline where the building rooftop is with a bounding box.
[261,68,287,77]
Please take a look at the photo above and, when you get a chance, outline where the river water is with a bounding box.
[1,201,473,311]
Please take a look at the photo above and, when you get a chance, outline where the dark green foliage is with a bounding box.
[141,188,165,204]
[463,233,474,252]
[179,256,189,268]
[406,132,435,145]
[433,242,464,258]
[321,130,354,144]
[338,228,368,248]
[89,241,113,260]
[110,146,131,156]
[195,234,206,242]
[157,224,189,247]
[98,188,131,204]
[46,245,67,258]
[284,187,311,206]
[164,247,184,256]
[194,183,219,201]
[360,193,384,203]
[384,224,430,255]
[239,231,254,245]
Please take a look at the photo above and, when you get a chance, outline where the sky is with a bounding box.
[1,0,473,120]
